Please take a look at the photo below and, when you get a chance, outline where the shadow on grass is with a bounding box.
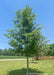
[29,62,38,64]
[7,68,43,75]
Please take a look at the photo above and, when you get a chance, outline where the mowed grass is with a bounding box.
[0,56,27,59]
[0,60,54,75]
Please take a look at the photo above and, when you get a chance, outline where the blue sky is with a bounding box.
[0,0,54,49]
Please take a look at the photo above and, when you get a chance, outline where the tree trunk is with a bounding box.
[36,54,39,60]
[36,55,39,60]
[26,55,29,75]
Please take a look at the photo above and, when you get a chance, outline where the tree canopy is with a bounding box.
[4,6,47,56]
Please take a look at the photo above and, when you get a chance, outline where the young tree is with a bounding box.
[4,6,46,75]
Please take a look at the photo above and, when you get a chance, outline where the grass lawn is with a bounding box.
[0,56,27,59]
[0,60,54,75]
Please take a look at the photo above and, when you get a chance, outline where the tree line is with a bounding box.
[44,43,54,56]
[0,48,25,56]
[0,43,54,56]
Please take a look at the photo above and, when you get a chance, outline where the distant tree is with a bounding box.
[46,43,54,56]
[4,6,47,75]
[8,48,15,56]
[2,49,7,56]
[0,49,3,55]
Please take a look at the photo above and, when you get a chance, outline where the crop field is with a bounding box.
[0,60,54,75]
